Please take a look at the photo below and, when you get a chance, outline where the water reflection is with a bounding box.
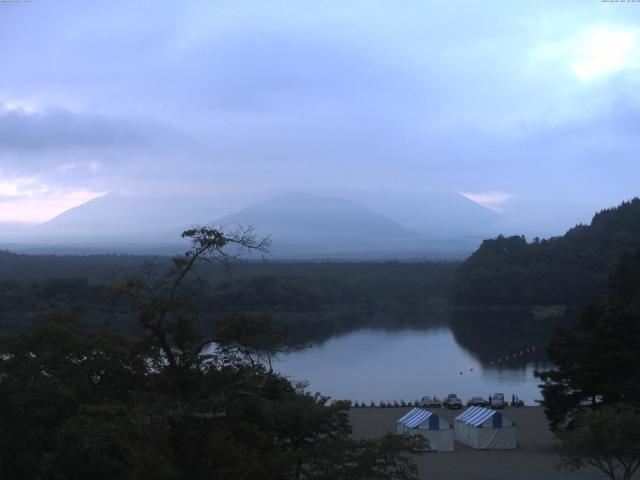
[276,310,573,404]
[449,309,564,370]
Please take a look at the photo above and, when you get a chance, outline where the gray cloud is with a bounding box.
[0,106,145,151]
[0,0,639,232]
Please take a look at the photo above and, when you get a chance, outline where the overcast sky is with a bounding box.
[1,0,639,234]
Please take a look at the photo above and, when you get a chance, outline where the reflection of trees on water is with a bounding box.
[449,309,578,371]
[283,307,578,375]
[283,310,451,347]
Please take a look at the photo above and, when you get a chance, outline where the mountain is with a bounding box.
[451,198,640,306]
[215,192,428,257]
[32,193,193,241]
[350,190,502,237]
[1,191,490,258]
[0,222,33,243]
[8,192,238,252]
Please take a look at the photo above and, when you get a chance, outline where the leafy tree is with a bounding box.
[536,249,640,430]
[0,315,153,479]
[452,198,640,305]
[114,225,271,370]
[557,405,640,480]
[0,225,424,480]
[214,312,299,370]
[304,434,427,480]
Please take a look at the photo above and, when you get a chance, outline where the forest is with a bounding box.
[0,249,457,342]
[451,198,640,306]
[2,206,640,479]
[0,227,430,480]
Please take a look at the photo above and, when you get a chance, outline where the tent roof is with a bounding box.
[397,408,435,428]
[455,406,508,427]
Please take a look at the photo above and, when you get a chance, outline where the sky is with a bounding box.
[1,0,639,234]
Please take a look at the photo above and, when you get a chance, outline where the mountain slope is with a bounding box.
[3,191,487,258]
[0,222,32,243]
[352,190,501,236]
[216,192,428,256]
[451,198,640,305]
[25,192,235,246]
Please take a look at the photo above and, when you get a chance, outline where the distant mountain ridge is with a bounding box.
[0,190,497,258]
[0,222,32,242]
[28,193,224,243]
[352,190,501,236]
[451,197,640,305]
[216,192,425,256]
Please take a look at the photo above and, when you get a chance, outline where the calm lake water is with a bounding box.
[276,313,559,405]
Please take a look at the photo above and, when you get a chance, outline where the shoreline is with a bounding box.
[349,406,607,480]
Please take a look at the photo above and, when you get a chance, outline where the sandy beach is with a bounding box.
[349,406,610,480]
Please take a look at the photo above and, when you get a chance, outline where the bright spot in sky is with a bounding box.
[0,176,106,223]
[571,27,640,80]
[0,177,34,197]
[0,101,37,114]
[460,191,512,213]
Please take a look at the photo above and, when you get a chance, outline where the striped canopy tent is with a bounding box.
[397,408,453,452]
[454,406,516,450]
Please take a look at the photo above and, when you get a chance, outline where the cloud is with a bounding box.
[0,176,35,197]
[460,191,513,213]
[571,27,640,80]
[0,103,146,151]
[0,1,639,233]
[57,163,78,173]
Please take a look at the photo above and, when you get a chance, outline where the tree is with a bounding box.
[114,225,271,370]
[0,225,425,480]
[536,249,640,430]
[214,312,302,371]
[0,315,424,480]
[0,315,156,479]
[557,405,640,480]
[452,198,640,306]
[303,434,427,480]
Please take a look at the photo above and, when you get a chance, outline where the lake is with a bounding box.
[276,312,562,405]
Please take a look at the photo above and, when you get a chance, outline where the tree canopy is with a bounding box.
[557,405,640,480]
[452,198,640,305]
[536,248,640,430]
[0,225,425,480]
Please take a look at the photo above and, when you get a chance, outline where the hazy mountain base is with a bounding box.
[0,240,481,260]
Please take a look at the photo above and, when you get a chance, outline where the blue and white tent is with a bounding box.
[454,406,516,449]
[397,408,453,451]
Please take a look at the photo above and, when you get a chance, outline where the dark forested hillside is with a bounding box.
[451,198,640,305]
[0,250,153,280]
[0,251,457,336]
